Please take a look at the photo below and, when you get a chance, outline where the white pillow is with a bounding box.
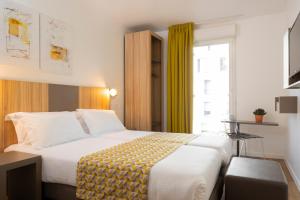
[6,112,66,144]
[76,109,126,136]
[75,112,90,134]
[5,112,29,144]
[6,112,87,148]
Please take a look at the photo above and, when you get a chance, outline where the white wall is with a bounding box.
[0,0,125,120]
[285,0,300,190]
[234,13,288,158]
[157,12,288,158]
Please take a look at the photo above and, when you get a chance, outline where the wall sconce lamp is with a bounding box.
[109,88,118,97]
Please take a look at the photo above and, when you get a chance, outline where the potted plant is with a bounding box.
[253,108,267,123]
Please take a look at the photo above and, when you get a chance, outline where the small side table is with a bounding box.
[221,120,279,157]
[0,151,41,200]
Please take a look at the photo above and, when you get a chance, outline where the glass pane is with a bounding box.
[193,43,230,134]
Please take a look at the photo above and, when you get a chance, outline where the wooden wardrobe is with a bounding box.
[125,30,163,131]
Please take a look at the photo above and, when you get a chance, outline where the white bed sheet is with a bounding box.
[5,136,222,200]
[188,132,232,165]
[99,130,232,165]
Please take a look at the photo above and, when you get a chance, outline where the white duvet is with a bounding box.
[5,134,222,200]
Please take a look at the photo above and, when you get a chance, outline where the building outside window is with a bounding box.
[193,41,234,134]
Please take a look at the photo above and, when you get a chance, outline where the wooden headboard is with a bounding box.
[0,80,111,152]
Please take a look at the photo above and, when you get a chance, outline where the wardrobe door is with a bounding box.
[125,31,152,131]
[125,33,135,129]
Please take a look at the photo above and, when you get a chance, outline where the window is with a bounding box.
[220,57,227,71]
[193,41,235,134]
[204,80,211,94]
[197,59,201,72]
[203,102,211,116]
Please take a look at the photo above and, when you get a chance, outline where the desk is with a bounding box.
[221,120,279,156]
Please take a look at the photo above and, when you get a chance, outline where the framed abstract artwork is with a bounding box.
[0,1,39,68]
[40,14,72,75]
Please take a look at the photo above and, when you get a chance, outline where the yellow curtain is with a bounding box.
[167,22,194,133]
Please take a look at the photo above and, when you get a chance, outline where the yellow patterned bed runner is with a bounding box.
[76,133,198,200]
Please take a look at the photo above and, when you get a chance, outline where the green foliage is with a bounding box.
[253,108,267,115]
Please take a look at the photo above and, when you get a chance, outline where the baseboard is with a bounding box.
[285,159,300,192]
[239,151,284,159]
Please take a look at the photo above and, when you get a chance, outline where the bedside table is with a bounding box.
[0,151,41,200]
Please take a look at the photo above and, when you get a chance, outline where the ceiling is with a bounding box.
[34,0,287,31]
[83,0,287,31]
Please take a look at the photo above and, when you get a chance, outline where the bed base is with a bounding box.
[42,174,224,200]
[42,182,77,200]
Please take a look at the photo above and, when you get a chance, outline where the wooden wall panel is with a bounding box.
[0,80,110,152]
[1,80,49,151]
[79,87,110,110]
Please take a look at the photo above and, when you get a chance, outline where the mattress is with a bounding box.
[5,136,222,200]
[99,130,232,165]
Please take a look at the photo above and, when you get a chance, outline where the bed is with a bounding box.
[0,80,229,200]
[4,111,230,200]
[5,136,224,200]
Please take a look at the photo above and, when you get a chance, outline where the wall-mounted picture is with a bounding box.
[40,14,72,75]
[0,1,39,68]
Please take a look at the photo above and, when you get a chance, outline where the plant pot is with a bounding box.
[255,115,264,123]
